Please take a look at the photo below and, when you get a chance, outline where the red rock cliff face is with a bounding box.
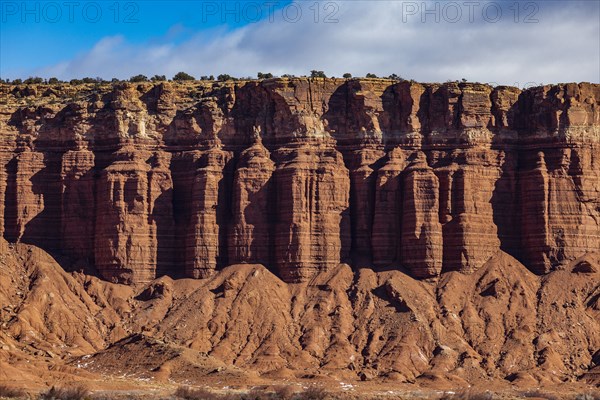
[0,79,598,283]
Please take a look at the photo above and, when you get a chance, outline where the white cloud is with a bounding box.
[34,1,600,85]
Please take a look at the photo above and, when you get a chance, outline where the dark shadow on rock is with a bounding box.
[240,176,273,268]
[216,155,235,270]
[3,157,18,243]
[20,151,64,263]
[154,188,177,279]
[371,284,412,313]
[61,166,97,275]
[491,150,521,261]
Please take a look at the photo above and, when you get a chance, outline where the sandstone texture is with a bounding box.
[2,79,598,283]
[0,79,599,390]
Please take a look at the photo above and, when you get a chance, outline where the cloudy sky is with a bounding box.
[1,0,599,86]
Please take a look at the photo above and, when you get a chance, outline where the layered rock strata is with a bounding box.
[0,80,598,283]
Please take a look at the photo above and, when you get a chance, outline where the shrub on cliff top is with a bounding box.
[24,76,44,84]
[173,71,196,81]
[257,72,274,79]
[77,77,104,84]
[310,70,326,78]
[387,73,404,81]
[217,74,236,82]
[129,74,149,83]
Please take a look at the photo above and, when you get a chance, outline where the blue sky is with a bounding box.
[1,1,599,85]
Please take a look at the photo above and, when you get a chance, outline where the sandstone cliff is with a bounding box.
[1,79,600,391]
[0,79,598,284]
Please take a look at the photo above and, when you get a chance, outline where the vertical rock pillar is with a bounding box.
[274,144,350,282]
[229,136,275,265]
[401,152,443,278]
[95,145,174,283]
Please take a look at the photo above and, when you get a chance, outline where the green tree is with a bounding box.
[366,73,378,78]
[48,77,61,84]
[129,74,149,82]
[24,76,44,84]
[257,72,274,79]
[217,74,234,81]
[12,78,23,85]
[173,71,196,81]
[151,75,167,82]
[343,73,352,79]
[310,70,326,78]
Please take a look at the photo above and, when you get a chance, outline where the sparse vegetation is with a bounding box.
[23,76,44,84]
[174,385,327,400]
[519,390,562,400]
[366,73,378,78]
[295,386,328,400]
[129,74,149,83]
[240,389,269,400]
[173,71,196,81]
[0,385,26,398]
[440,389,493,400]
[84,77,104,83]
[151,74,167,82]
[174,386,230,400]
[60,76,105,85]
[257,72,274,79]
[343,73,352,79]
[387,73,404,81]
[575,392,600,400]
[310,70,326,78]
[271,386,296,400]
[217,74,236,82]
[39,385,89,400]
